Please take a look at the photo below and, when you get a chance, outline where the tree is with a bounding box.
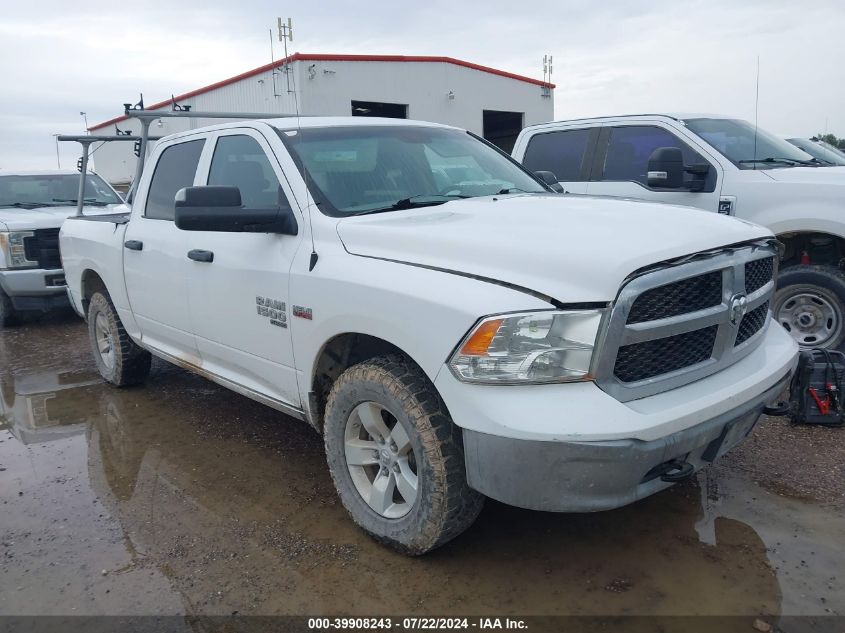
[813,133,845,150]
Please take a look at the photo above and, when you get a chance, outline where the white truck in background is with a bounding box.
[0,170,123,326]
[59,117,796,554]
[513,114,845,349]
[786,137,845,167]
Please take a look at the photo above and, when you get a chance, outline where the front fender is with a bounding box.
[766,215,845,239]
[289,252,553,407]
[736,181,845,239]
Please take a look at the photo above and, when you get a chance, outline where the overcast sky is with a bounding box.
[1,0,843,169]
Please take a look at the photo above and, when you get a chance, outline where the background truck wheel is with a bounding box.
[324,354,484,555]
[773,265,845,349]
[87,291,151,386]
[0,289,20,328]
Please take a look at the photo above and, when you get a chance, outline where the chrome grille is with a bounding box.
[594,241,778,402]
[628,271,722,324]
[745,257,775,294]
[614,326,718,383]
[735,301,770,346]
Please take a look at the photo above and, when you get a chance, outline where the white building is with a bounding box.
[89,53,555,186]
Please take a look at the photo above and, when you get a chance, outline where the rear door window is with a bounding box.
[521,128,593,181]
[601,126,704,185]
[144,139,205,220]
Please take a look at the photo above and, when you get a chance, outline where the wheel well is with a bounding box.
[309,333,407,432]
[778,232,845,269]
[80,270,107,317]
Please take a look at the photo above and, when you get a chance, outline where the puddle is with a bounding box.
[1,317,843,617]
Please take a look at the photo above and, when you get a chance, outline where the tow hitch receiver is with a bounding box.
[658,460,695,482]
[642,458,696,483]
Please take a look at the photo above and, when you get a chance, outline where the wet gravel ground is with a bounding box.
[1,312,844,623]
[720,414,844,503]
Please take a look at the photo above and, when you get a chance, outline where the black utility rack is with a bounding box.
[58,95,294,217]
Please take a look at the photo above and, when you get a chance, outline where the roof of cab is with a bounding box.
[158,116,459,143]
[520,112,739,133]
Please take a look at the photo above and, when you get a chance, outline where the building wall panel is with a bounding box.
[92,60,553,185]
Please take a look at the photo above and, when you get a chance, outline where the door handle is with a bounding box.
[124,240,143,251]
[187,249,214,263]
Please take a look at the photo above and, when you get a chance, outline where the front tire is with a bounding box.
[0,289,19,328]
[324,355,484,555]
[87,291,151,386]
[774,265,845,349]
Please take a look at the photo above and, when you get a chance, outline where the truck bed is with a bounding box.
[60,211,132,326]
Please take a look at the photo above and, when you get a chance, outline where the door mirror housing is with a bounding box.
[646,148,711,191]
[534,170,565,193]
[647,147,685,189]
[173,186,298,235]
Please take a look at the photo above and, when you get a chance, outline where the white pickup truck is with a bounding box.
[513,114,845,349]
[0,170,123,326]
[59,117,797,554]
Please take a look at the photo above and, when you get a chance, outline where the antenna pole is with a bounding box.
[269,28,280,97]
[753,55,760,167]
[541,54,553,98]
[278,17,294,94]
[276,16,316,268]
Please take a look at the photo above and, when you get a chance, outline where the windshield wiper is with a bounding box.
[738,157,818,167]
[0,202,52,209]
[496,187,539,195]
[52,197,110,206]
[348,194,469,216]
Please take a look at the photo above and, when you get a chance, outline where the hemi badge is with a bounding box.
[293,305,313,320]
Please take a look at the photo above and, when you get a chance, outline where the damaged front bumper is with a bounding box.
[435,320,797,512]
[461,370,788,512]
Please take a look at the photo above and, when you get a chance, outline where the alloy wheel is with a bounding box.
[343,401,419,519]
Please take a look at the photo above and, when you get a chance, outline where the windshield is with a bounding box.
[276,125,547,216]
[786,138,845,166]
[684,118,816,169]
[0,173,121,208]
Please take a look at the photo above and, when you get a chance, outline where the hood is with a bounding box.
[0,204,119,231]
[336,194,772,303]
[762,166,845,184]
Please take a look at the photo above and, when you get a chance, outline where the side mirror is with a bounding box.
[647,147,685,189]
[534,170,565,193]
[173,186,298,235]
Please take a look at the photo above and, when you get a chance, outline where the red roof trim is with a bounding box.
[89,53,554,131]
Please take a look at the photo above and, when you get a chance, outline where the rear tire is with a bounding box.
[324,354,484,555]
[0,289,20,328]
[774,265,845,349]
[87,291,151,386]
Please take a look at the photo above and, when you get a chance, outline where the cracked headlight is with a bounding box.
[448,310,605,384]
[0,231,36,269]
